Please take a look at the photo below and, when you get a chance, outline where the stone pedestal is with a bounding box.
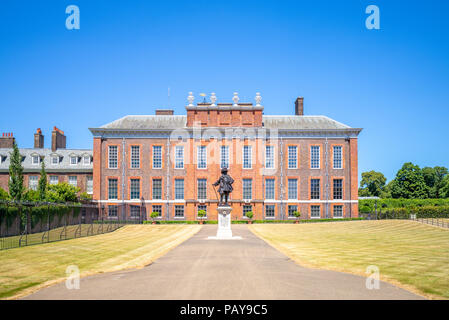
[207,205,242,240]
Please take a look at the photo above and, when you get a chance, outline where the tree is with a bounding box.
[359,171,387,197]
[422,166,448,198]
[389,162,429,199]
[0,187,9,200]
[38,160,47,201]
[46,183,80,203]
[8,142,24,201]
[441,175,449,198]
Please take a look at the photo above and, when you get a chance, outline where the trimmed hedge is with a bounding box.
[142,218,365,224]
[359,198,449,210]
[359,199,449,218]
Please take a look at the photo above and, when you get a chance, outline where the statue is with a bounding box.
[213,168,234,206]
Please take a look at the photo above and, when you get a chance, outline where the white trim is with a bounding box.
[242,145,252,169]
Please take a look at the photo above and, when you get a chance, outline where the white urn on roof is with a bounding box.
[210,92,217,106]
[255,92,262,106]
[232,92,239,106]
[187,92,195,106]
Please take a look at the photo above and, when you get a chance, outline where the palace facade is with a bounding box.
[89,93,362,221]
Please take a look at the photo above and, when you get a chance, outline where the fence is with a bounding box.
[359,209,449,229]
[0,200,147,250]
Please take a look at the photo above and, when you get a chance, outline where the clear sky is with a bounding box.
[1,0,448,181]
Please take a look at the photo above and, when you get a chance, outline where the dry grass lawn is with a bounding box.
[0,224,201,299]
[250,220,449,299]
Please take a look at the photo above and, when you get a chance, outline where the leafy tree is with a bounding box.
[441,175,449,198]
[0,187,9,200]
[79,192,92,202]
[359,171,387,197]
[422,166,448,198]
[389,162,429,199]
[23,189,40,201]
[8,143,24,201]
[38,161,47,201]
[46,183,80,203]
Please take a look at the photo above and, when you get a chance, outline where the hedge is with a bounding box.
[142,218,365,224]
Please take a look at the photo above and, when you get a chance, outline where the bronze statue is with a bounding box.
[213,168,234,206]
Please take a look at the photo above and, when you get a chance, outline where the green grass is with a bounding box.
[0,224,201,299]
[250,220,449,299]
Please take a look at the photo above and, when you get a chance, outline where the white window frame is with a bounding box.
[29,176,38,190]
[288,146,298,169]
[265,205,275,219]
[108,146,118,169]
[265,146,275,169]
[333,205,344,219]
[175,179,184,200]
[265,178,275,200]
[333,146,343,169]
[220,145,229,169]
[174,205,185,218]
[242,179,252,200]
[83,155,91,165]
[86,176,93,194]
[51,156,59,165]
[311,205,321,219]
[70,156,78,166]
[243,145,252,169]
[130,146,140,169]
[197,146,207,169]
[49,175,59,185]
[197,179,207,200]
[31,155,40,165]
[310,146,320,169]
[68,176,77,187]
[175,146,184,169]
[288,178,298,200]
[152,146,162,169]
[130,179,140,200]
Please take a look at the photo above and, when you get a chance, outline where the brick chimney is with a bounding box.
[155,109,174,115]
[0,132,15,148]
[34,128,44,148]
[295,97,304,116]
[51,126,66,151]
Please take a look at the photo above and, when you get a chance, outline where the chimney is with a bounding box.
[34,128,44,148]
[155,109,174,115]
[51,126,66,151]
[0,132,15,148]
[295,97,304,116]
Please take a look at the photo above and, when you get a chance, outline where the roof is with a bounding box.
[0,148,93,173]
[97,115,354,130]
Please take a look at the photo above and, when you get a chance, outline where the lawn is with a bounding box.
[250,220,449,299]
[0,224,201,299]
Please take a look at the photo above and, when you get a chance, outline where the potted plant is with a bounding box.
[293,210,301,224]
[197,209,206,224]
[150,211,159,224]
[245,211,254,224]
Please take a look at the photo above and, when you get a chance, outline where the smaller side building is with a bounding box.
[0,128,93,195]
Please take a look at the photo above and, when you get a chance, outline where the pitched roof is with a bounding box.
[0,148,93,173]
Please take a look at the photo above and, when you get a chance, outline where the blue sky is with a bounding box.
[1,0,448,181]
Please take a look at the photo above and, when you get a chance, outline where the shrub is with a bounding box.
[197,209,206,219]
[245,211,254,220]
[150,211,160,221]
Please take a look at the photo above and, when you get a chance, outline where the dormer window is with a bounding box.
[32,155,40,165]
[51,156,59,165]
[70,156,78,165]
[83,155,91,165]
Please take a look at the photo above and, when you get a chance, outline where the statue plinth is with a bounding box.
[207,205,242,240]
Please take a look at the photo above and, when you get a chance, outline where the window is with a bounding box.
[288,205,298,218]
[51,156,59,165]
[29,176,38,190]
[153,146,162,169]
[265,205,275,218]
[175,146,184,169]
[310,179,320,200]
[32,155,40,165]
[152,179,162,200]
[198,205,207,217]
[130,205,140,218]
[333,205,343,218]
[288,146,297,169]
[86,176,93,194]
[108,178,118,200]
[130,179,140,200]
[243,145,252,169]
[333,146,342,169]
[310,146,320,169]
[83,155,91,165]
[175,205,184,218]
[243,205,252,217]
[333,179,343,200]
[265,146,274,169]
[197,179,207,200]
[69,176,77,187]
[288,178,298,200]
[70,156,78,165]
[152,205,162,217]
[197,146,207,169]
[108,146,118,169]
[175,179,184,200]
[220,146,229,169]
[243,179,252,200]
[265,179,275,200]
[311,205,321,219]
[108,206,118,218]
[131,146,140,169]
[49,175,59,185]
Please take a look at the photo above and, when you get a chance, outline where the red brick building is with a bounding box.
[89,93,361,221]
[0,128,93,195]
